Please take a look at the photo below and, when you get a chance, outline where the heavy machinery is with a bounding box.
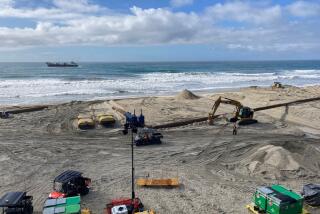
[0,192,33,214]
[247,185,305,214]
[49,170,91,199]
[302,183,320,207]
[134,128,163,146]
[0,111,9,119]
[124,110,145,130]
[77,116,95,130]
[97,113,116,127]
[272,82,283,89]
[208,96,257,126]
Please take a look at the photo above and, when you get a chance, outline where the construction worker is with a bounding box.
[233,123,237,135]
[143,132,149,142]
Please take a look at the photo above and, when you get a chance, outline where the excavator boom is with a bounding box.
[209,96,221,119]
[208,96,245,124]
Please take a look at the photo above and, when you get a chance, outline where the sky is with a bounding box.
[0,0,319,62]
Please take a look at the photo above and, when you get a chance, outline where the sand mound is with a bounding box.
[211,142,320,180]
[176,89,200,100]
[247,145,300,173]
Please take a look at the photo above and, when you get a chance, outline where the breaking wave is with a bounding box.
[0,69,319,105]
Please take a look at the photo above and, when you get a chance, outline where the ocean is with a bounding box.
[0,61,320,106]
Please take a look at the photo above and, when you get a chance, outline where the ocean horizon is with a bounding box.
[1,60,320,106]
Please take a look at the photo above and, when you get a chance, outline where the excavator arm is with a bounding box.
[209,96,222,119]
[208,96,243,124]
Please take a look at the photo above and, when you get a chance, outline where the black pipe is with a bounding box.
[131,128,135,200]
[254,97,320,112]
[6,105,49,114]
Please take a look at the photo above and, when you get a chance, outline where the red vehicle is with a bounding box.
[105,197,144,214]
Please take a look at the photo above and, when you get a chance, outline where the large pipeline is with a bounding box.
[253,97,320,112]
[110,96,320,129]
[150,116,213,129]
[6,105,49,114]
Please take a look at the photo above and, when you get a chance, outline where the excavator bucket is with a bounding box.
[136,178,179,187]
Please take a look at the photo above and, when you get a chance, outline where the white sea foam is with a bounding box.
[0,69,319,105]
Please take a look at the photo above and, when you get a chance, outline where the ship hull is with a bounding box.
[46,62,79,67]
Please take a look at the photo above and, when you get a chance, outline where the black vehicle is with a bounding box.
[0,111,9,119]
[134,128,163,146]
[49,170,91,199]
[0,192,33,214]
[302,183,320,207]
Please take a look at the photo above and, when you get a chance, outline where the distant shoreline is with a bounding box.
[0,86,238,108]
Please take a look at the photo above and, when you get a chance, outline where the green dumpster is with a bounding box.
[252,185,304,214]
[65,196,81,206]
[254,186,274,211]
[43,196,81,214]
[65,204,81,214]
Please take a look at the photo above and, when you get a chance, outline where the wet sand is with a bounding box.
[0,85,320,213]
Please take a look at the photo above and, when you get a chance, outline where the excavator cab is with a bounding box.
[237,107,257,125]
[239,107,253,119]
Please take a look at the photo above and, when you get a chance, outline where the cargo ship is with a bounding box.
[46,62,79,67]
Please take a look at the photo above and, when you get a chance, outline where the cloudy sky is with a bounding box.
[0,0,319,61]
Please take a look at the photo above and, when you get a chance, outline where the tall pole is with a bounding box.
[131,128,135,200]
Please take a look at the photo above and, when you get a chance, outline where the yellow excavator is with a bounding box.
[208,96,257,126]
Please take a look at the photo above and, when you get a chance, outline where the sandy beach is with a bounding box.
[1,85,320,214]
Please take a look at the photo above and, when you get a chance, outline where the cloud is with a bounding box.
[205,1,282,24]
[0,0,107,20]
[170,0,193,8]
[0,0,319,54]
[227,42,320,52]
[0,7,202,46]
[0,7,85,20]
[52,0,102,13]
[0,0,14,8]
[287,1,320,17]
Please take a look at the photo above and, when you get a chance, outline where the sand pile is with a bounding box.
[233,144,308,179]
[176,89,200,100]
[247,145,300,172]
